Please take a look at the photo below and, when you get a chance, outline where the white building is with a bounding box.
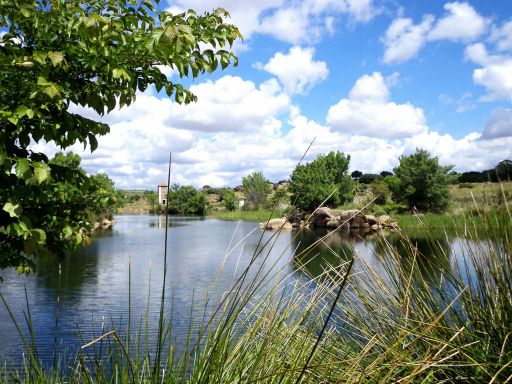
[157,184,168,205]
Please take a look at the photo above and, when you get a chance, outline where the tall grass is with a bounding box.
[1,190,511,383]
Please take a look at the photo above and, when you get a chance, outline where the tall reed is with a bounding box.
[1,187,511,383]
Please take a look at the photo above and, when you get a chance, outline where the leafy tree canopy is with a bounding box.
[222,189,238,211]
[289,151,353,213]
[0,0,241,269]
[242,171,271,209]
[168,184,207,215]
[392,149,453,212]
[351,170,362,180]
[495,159,512,180]
[358,173,381,185]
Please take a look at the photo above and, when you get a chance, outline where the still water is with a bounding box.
[0,215,473,370]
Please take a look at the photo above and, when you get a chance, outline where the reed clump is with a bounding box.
[1,193,511,383]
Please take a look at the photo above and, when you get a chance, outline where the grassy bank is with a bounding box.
[208,209,283,222]
[2,203,511,382]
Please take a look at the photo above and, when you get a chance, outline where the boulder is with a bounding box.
[366,215,378,225]
[349,211,368,228]
[377,215,391,225]
[259,218,292,231]
[287,215,303,229]
[311,207,335,228]
[326,217,340,228]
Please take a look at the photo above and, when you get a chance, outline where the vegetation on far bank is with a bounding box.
[120,150,511,236]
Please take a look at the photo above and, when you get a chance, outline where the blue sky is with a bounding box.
[39,0,512,189]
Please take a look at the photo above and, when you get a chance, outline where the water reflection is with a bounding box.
[291,228,355,278]
[0,215,486,371]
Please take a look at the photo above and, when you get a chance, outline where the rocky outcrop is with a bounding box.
[310,208,398,232]
[259,217,293,230]
[93,218,116,231]
[260,208,399,233]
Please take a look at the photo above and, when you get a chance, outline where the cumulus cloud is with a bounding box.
[465,43,512,101]
[382,2,489,64]
[256,47,329,95]
[166,0,378,45]
[382,16,434,64]
[166,76,291,132]
[481,108,512,140]
[427,2,489,42]
[490,20,512,52]
[31,67,512,189]
[326,72,428,138]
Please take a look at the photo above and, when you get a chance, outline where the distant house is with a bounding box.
[158,184,168,205]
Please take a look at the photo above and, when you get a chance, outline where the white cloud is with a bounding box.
[256,47,329,95]
[166,76,291,132]
[481,108,512,140]
[490,20,512,52]
[465,43,512,101]
[382,16,434,64]
[259,7,315,45]
[167,0,378,45]
[382,2,489,64]
[326,72,428,138]
[427,2,489,42]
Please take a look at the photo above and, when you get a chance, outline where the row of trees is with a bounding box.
[236,149,455,214]
[352,160,512,185]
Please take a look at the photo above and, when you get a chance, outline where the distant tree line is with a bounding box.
[351,159,512,185]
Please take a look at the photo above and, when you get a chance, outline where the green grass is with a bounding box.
[208,209,284,222]
[2,195,512,382]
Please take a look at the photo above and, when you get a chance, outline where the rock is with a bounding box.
[366,215,377,225]
[349,211,367,228]
[340,210,358,222]
[259,218,292,230]
[326,217,340,228]
[101,218,113,227]
[377,215,391,225]
[311,207,335,228]
[287,215,302,229]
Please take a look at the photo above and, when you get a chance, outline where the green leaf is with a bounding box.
[63,225,73,239]
[48,51,65,66]
[20,6,32,17]
[34,163,51,184]
[31,228,47,245]
[15,158,31,178]
[3,202,22,218]
[37,76,50,86]
[112,68,130,80]
[15,105,34,119]
[88,133,98,152]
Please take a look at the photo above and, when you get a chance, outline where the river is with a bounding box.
[0,214,475,371]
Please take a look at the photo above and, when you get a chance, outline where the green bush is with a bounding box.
[222,190,238,211]
[392,149,453,212]
[289,151,353,212]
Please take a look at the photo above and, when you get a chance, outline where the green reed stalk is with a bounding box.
[154,152,172,382]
